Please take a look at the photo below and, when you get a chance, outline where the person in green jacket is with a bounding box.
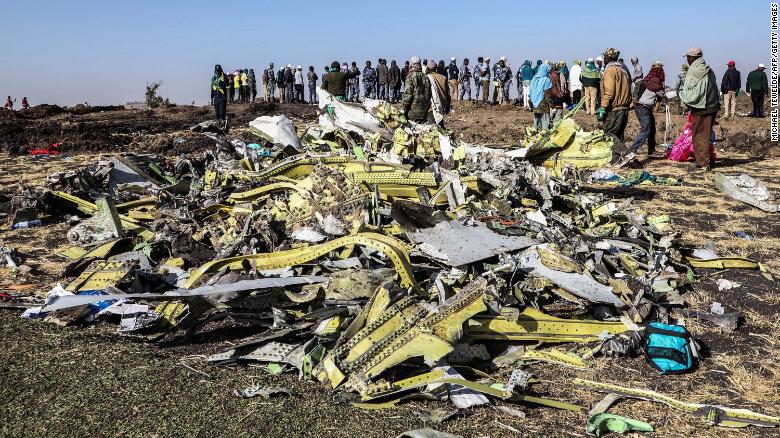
[680,47,720,171]
[402,56,432,123]
[746,64,769,118]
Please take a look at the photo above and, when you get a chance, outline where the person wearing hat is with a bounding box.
[598,48,632,162]
[720,61,741,118]
[680,47,720,170]
[402,56,432,124]
[746,63,769,118]
[320,61,360,101]
[447,58,460,101]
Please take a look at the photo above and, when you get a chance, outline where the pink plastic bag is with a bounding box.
[667,112,716,162]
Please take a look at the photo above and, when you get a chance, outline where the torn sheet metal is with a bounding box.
[248,115,302,150]
[714,172,779,213]
[408,220,537,266]
[233,385,298,399]
[43,277,328,312]
[516,244,625,307]
[467,307,627,342]
[574,378,780,428]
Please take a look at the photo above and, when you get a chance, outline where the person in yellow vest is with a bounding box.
[210,64,228,126]
[241,69,249,102]
[234,71,242,102]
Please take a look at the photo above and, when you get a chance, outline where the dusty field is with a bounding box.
[1,100,779,437]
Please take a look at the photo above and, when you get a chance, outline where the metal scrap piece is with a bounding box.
[408,221,537,267]
[574,378,780,428]
[714,172,779,213]
[517,244,625,307]
[233,385,298,399]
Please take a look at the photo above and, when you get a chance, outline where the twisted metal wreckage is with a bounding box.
[8,89,778,433]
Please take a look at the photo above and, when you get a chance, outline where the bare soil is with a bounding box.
[1,100,779,437]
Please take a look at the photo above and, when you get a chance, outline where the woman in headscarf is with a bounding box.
[569,60,583,105]
[529,63,553,130]
[581,58,601,115]
[549,64,565,123]
[521,60,535,110]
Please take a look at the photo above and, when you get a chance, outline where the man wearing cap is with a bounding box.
[680,47,720,170]
[746,64,769,118]
[721,61,741,118]
[402,57,432,124]
[446,58,460,101]
[597,48,632,162]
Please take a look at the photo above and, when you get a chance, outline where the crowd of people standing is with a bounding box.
[210,48,770,172]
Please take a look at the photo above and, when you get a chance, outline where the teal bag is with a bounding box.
[643,322,698,374]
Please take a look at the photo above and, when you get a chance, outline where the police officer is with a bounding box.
[473,57,484,100]
[363,60,377,99]
[348,62,360,102]
[459,58,472,100]
[264,63,276,102]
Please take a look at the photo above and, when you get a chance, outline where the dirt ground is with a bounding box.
[1,99,779,437]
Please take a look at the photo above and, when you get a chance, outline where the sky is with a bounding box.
[0,0,770,106]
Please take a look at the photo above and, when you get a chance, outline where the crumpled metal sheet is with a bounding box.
[408,220,537,267]
[517,244,625,308]
[714,172,779,213]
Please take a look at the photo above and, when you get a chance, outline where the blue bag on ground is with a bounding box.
[643,322,698,374]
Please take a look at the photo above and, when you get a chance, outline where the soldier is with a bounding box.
[498,59,512,104]
[376,59,389,101]
[388,60,402,103]
[307,66,318,105]
[264,63,276,102]
[459,58,472,100]
[348,62,360,102]
[447,58,459,100]
[363,60,377,99]
[402,56,432,124]
[473,57,484,100]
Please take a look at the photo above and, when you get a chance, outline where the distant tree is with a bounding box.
[145,82,171,108]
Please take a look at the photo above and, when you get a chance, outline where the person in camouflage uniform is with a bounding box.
[497,59,512,104]
[363,61,377,99]
[402,56,432,123]
[459,58,472,100]
[348,62,360,102]
[473,57,484,100]
[264,63,276,102]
